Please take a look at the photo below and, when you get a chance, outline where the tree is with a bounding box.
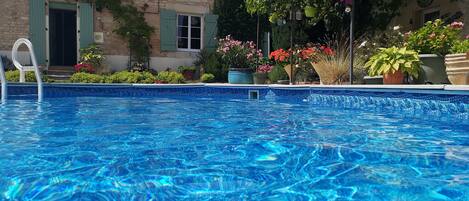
[245,0,406,38]
[214,0,269,42]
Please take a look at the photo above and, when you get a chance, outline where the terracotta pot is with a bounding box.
[383,70,404,84]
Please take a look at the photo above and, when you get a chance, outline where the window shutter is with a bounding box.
[29,0,47,65]
[203,14,218,51]
[79,2,94,49]
[160,9,177,51]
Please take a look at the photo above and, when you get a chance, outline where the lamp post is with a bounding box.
[346,0,355,85]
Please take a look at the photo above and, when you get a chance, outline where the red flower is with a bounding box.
[320,46,335,56]
[74,63,95,73]
[269,49,290,63]
[300,47,317,59]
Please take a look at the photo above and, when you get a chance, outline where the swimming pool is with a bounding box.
[0,84,468,200]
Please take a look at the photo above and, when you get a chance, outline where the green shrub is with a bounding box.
[451,39,469,54]
[5,70,48,82]
[155,71,185,84]
[406,19,460,55]
[366,46,421,78]
[177,66,196,73]
[195,49,228,82]
[105,71,155,84]
[200,73,215,83]
[70,72,105,83]
[268,65,288,83]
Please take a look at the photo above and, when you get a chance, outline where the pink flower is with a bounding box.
[429,32,436,39]
[450,22,464,29]
[465,34,469,39]
[257,64,273,73]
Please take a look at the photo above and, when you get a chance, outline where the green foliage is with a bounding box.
[451,39,469,54]
[366,47,421,78]
[95,0,154,65]
[201,73,216,83]
[79,44,105,70]
[5,70,48,82]
[195,50,228,82]
[155,71,185,84]
[268,65,288,83]
[106,71,156,84]
[70,71,156,84]
[70,72,105,83]
[406,20,460,55]
[214,0,269,42]
[245,0,405,36]
[177,66,196,73]
[272,24,309,50]
[357,26,406,61]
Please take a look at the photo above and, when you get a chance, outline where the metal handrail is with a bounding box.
[12,38,43,102]
[0,56,7,102]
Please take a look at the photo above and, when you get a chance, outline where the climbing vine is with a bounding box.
[94,0,154,70]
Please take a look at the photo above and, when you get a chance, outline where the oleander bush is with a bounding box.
[70,72,105,83]
[155,71,185,84]
[200,73,215,83]
[105,71,155,84]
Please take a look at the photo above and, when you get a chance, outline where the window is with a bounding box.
[177,14,202,51]
[422,8,440,24]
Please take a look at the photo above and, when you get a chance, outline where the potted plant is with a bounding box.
[178,66,197,80]
[254,63,273,84]
[366,46,421,84]
[445,34,469,85]
[406,19,460,84]
[217,35,262,84]
[270,47,316,84]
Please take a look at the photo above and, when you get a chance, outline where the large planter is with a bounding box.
[445,53,469,85]
[228,68,253,84]
[253,73,268,84]
[364,76,383,85]
[383,70,405,84]
[418,54,450,84]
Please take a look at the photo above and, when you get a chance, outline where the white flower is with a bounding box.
[393,26,400,31]
[359,41,367,48]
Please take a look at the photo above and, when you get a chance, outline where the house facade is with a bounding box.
[0,0,216,72]
[390,0,468,34]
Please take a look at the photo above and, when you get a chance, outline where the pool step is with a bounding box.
[47,66,74,81]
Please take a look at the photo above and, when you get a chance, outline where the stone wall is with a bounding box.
[0,0,215,71]
[0,0,29,52]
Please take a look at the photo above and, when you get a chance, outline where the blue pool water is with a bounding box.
[0,88,468,200]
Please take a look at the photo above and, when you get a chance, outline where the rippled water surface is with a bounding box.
[0,96,468,200]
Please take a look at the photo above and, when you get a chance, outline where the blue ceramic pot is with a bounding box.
[228,68,254,84]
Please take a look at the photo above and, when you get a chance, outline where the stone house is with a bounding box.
[0,0,217,74]
[390,0,468,34]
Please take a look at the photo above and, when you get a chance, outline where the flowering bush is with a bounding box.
[78,44,105,71]
[217,35,262,69]
[270,47,319,65]
[257,64,273,73]
[74,63,95,73]
[406,19,461,55]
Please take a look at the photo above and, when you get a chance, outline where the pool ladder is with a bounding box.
[0,38,43,102]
